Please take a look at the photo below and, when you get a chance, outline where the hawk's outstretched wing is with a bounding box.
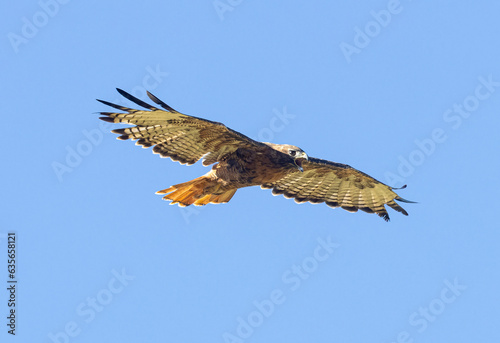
[98,88,265,165]
[261,157,414,221]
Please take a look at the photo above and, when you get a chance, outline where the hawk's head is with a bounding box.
[286,146,309,172]
[265,143,309,172]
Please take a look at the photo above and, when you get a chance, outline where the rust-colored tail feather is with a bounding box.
[156,177,236,206]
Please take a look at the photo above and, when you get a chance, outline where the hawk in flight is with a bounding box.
[98,89,414,221]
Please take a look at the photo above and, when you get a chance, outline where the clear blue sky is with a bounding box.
[2,1,499,342]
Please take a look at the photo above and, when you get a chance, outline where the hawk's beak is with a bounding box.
[295,152,309,173]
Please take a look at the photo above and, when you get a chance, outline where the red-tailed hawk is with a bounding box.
[98,89,414,221]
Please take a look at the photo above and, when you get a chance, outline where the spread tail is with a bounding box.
[156,176,237,206]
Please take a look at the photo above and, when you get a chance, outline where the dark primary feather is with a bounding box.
[116,88,161,111]
[146,90,177,112]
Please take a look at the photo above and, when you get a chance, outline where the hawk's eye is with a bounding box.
[289,150,297,157]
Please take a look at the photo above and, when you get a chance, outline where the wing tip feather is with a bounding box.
[147,91,177,112]
[116,88,159,111]
[395,196,417,204]
[378,212,390,222]
[99,116,115,123]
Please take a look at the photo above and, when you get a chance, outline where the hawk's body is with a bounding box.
[98,89,414,221]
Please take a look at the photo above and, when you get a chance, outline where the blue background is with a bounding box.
[2,1,499,342]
